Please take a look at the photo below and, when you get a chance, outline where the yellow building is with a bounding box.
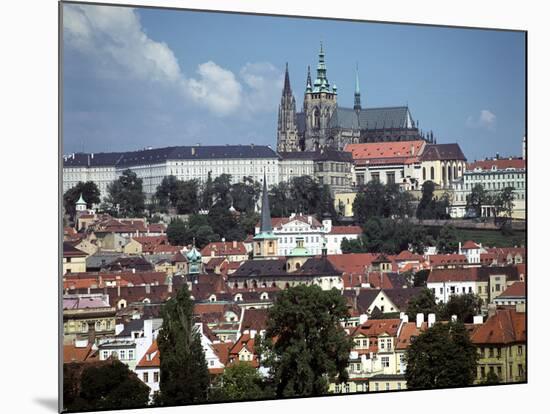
[63,242,87,274]
[63,293,116,344]
[470,307,526,383]
[334,192,357,217]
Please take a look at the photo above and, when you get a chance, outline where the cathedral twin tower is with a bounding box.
[277,43,429,153]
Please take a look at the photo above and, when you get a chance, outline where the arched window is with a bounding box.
[448,165,452,181]
[295,262,301,270]
[422,167,426,181]
[313,108,320,128]
[252,280,258,289]
[430,167,435,180]
[442,167,446,182]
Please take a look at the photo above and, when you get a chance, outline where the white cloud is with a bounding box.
[467,109,496,131]
[64,4,181,83]
[240,62,284,114]
[183,61,243,116]
[63,4,282,117]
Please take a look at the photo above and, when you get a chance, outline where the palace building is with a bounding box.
[277,43,434,153]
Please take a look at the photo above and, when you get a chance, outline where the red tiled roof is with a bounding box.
[395,321,428,350]
[470,309,526,345]
[329,225,362,235]
[428,254,468,267]
[211,342,233,366]
[137,341,160,368]
[395,250,424,261]
[498,281,525,298]
[462,240,479,250]
[467,159,525,171]
[201,241,247,257]
[344,141,425,165]
[327,253,380,275]
[428,267,478,283]
[63,344,98,363]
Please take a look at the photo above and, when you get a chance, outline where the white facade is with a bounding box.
[450,159,526,219]
[63,145,280,200]
[428,280,478,303]
[279,158,315,183]
[254,214,360,256]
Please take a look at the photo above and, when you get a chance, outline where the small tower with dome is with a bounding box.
[75,193,87,213]
[186,239,203,281]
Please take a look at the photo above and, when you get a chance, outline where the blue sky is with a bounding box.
[62,3,525,161]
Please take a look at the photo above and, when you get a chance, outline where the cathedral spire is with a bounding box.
[313,41,330,92]
[283,62,292,95]
[306,65,312,93]
[354,63,361,111]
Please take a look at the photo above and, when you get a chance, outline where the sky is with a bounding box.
[62,3,526,161]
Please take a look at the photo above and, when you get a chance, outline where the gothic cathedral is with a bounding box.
[277,43,435,153]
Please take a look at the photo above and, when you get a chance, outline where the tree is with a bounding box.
[437,224,459,254]
[341,237,368,253]
[482,370,500,385]
[208,202,238,240]
[166,218,190,246]
[257,285,353,397]
[405,322,478,389]
[269,182,292,217]
[406,288,440,320]
[156,176,199,214]
[106,169,146,217]
[66,360,150,411]
[215,362,267,401]
[63,181,101,218]
[440,293,483,323]
[413,269,431,287]
[353,180,386,221]
[494,186,515,228]
[157,284,210,405]
[466,184,491,218]
[230,177,261,213]
[416,181,451,220]
[200,171,215,211]
[213,173,233,206]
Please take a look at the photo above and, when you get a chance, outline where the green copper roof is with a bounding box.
[287,245,313,257]
[186,246,202,261]
[76,193,86,205]
[253,231,278,240]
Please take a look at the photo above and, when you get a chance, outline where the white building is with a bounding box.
[63,145,280,200]
[254,213,362,256]
[450,157,526,219]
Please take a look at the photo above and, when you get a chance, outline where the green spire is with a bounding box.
[313,41,331,93]
[76,193,86,205]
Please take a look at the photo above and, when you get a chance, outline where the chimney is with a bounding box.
[359,314,368,325]
[145,284,151,294]
[410,144,414,156]
[488,303,497,318]
[458,242,462,254]
[132,268,136,274]
[117,284,121,297]
[416,313,424,328]
[308,216,312,225]
[233,240,237,248]
[451,314,457,322]
[191,147,196,156]
[250,330,257,339]
[402,314,409,323]
[473,315,484,325]
[515,302,526,313]
[428,313,436,328]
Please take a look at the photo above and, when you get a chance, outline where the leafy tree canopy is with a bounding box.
[156,284,210,406]
[65,360,150,411]
[63,181,101,218]
[405,322,478,389]
[257,285,352,398]
[106,169,146,217]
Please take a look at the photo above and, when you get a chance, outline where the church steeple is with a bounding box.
[305,65,312,93]
[277,63,299,152]
[354,63,362,111]
[313,42,332,93]
[253,172,278,259]
[283,62,292,95]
